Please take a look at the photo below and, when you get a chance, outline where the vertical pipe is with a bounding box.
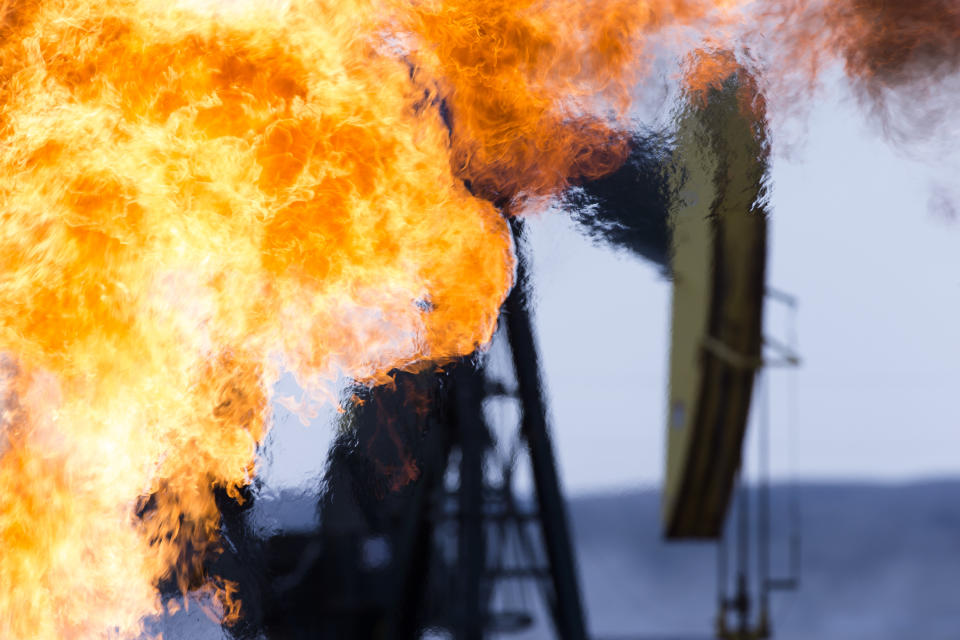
[455,366,487,640]
[716,534,728,636]
[757,371,771,635]
[787,308,803,592]
[504,218,588,640]
[735,471,750,634]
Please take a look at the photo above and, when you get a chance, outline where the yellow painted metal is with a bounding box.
[662,73,768,539]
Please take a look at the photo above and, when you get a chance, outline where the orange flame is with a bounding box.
[402,0,744,203]
[9,0,952,635]
[0,0,750,636]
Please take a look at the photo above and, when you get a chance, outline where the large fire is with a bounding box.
[0,0,727,636]
[0,0,956,636]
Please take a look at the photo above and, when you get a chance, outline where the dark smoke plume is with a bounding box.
[765,0,960,146]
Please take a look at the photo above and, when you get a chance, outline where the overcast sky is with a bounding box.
[256,73,960,499]
[529,74,960,494]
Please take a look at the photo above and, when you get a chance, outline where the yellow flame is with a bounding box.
[0,0,743,636]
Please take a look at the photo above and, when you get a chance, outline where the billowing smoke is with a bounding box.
[759,0,960,145]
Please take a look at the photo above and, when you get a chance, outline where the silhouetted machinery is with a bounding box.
[213,67,799,640]
[569,67,800,639]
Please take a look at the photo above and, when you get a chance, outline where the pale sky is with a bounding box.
[529,74,960,494]
[256,74,960,498]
